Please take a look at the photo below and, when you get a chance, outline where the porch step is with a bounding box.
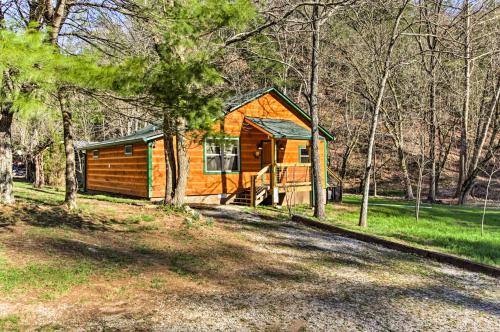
[230,185,270,207]
[231,189,252,206]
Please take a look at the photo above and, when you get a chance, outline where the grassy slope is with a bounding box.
[0,182,272,309]
[0,182,160,302]
[291,195,500,266]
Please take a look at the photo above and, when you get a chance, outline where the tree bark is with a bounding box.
[60,90,77,209]
[435,126,454,196]
[372,145,377,197]
[397,145,414,199]
[339,149,352,180]
[172,117,189,206]
[0,105,15,205]
[34,154,45,188]
[27,138,53,188]
[163,115,177,204]
[427,73,437,201]
[359,0,408,227]
[46,0,68,44]
[309,2,325,219]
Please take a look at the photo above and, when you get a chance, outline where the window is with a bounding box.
[299,146,310,163]
[205,138,239,172]
[124,144,133,156]
[93,150,99,159]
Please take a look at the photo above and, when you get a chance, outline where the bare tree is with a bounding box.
[357,0,411,227]
[415,0,445,202]
[309,0,326,218]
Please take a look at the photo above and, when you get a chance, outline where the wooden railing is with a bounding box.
[250,163,316,207]
[276,163,312,186]
[250,165,270,207]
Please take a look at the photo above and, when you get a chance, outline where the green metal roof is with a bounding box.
[226,87,335,141]
[82,124,162,150]
[245,117,323,140]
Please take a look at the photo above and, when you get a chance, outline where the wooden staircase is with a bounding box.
[232,189,251,206]
[327,168,343,202]
[231,165,271,207]
[232,185,269,207]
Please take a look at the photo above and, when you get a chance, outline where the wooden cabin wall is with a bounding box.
[182,126,269,196]
[151,139,167,198]
[86,143,148,197]
[223,92,311,133]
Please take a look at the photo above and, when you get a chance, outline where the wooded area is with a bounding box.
[0,0,499,224]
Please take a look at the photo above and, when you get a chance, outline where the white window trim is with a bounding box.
[205,137,240,173]
[93,150,99,159]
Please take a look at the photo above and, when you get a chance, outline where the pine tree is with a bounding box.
[144,0,255,206]
[0,29,60,204]
[0,27,138,206]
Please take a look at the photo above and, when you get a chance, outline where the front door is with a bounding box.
[261,140,273,168]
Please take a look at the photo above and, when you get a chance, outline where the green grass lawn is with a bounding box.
[286,195,500,266]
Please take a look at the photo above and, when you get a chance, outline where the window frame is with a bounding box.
[92,149,99,160]
[204,137,240,174]
[124,144,133,156]
[298,145,310,164]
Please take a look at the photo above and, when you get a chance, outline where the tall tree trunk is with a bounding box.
[0,105,15,205]
[397,145,414,199]
[372,145,377,197]
[309,2,325,219]
[457,0,471,197]
[359,0,408,227]
[172,117,189,206]
[29,138,53,188]
[427,73,437,201]
[163,115,177,204]
[435,129,453,196]
[34,153,45,188]
[60,91,77,209]
[419,0,443,202]
[339,149,351,180]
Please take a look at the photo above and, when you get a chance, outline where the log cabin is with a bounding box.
[81,87,337,206]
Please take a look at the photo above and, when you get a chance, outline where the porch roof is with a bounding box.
[245,117,322,140]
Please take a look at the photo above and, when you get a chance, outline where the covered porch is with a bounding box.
[239,117,325,207]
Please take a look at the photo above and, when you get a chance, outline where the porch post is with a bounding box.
[271,137,276,206]
[250,175,256,208]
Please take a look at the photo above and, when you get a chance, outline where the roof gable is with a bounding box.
[225,87,334,141]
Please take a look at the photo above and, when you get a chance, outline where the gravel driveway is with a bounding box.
[1,204,498,331]
[178,205,500,332]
